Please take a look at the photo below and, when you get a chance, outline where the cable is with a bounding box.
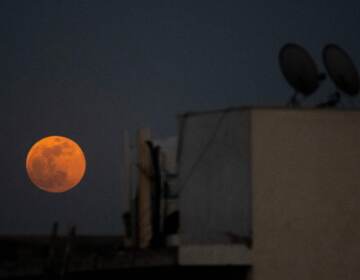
[176,109,230,196]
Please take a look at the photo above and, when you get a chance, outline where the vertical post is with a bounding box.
[137,128,152,248]
[61,226,76,278]
[44,221,59,277]
[147,141,163,247]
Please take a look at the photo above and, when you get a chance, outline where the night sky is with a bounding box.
[1,1,360,235]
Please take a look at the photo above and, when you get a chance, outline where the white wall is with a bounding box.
[178,109,252,244]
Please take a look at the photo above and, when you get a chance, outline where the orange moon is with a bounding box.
[26,136,86,193]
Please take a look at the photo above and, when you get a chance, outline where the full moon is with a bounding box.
[26,136,86,193]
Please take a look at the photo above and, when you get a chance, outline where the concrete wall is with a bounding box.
[178,244,252,265]
[178,110,252,244]
[251,109,360,280]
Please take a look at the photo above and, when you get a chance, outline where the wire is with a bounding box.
[176,109,230,196]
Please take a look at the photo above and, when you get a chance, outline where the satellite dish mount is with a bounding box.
[279,43,325,107]
[320,44,360,107]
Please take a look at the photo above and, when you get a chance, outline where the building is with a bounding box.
[176,107,360,280]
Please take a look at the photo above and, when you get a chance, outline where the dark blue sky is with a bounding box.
[1,0,360,235]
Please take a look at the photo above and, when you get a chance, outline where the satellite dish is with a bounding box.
[279,43,323,98]
[323,44,359,96]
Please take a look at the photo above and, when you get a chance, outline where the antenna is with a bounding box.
[279,43,324,106]
[322,44,359,97]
